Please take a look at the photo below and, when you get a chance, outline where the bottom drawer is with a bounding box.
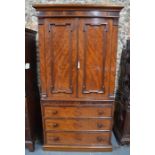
[46,132,111,146]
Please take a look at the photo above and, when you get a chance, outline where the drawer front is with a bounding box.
[44,106,112,118]
[45,118,112,131]
[46,132,110,145]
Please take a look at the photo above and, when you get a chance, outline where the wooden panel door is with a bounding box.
[78,18,113,99]
[45,19,77,99]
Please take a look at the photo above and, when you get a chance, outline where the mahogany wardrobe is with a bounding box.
[33,4,123,152]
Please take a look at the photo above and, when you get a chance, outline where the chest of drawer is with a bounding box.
[44,118,112,131]
[46,132,111,146]
[43,106,112,118]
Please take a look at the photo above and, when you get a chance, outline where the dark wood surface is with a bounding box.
[113,40,130,145]
[25,28,42,151]
[33,4,123,151]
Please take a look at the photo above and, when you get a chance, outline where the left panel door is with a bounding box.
[44,19,77,99]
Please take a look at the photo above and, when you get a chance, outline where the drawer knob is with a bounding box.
[97,123,104,128]
[98,111,104,115]
[52,123,59,128]
[97,136,104,142]
[52,110,58,115]
[52,136,60,141]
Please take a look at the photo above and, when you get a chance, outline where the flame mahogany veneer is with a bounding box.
[33,4,123,152]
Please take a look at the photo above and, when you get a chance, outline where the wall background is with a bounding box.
[25,0,130,93]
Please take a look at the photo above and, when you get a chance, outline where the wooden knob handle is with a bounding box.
[97,136,104,142]
[52,137,60,141]
[52,123,59,128]
[52,110,58,115]
[97,123,103,128]
[98,111,104,115]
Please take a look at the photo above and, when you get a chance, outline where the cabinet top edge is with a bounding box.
[33,3,124,11]
[25,28,37,34]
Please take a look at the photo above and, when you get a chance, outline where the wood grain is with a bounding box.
[43,105,112,118]
[33,3,123,152]
[38,24,47,98]
[45,18,77,99]
[78,18,114,99]
[44,118,112,131]
[43,145,112,152]
[46,132,111,146]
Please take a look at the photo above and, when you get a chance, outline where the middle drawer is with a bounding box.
[44,118,112,131]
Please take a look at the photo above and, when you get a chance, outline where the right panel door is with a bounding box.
[78,18,114,99]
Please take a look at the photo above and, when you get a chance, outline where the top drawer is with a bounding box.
[43,106,112,118]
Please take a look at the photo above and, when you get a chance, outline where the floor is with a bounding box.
[25,133,130,155]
